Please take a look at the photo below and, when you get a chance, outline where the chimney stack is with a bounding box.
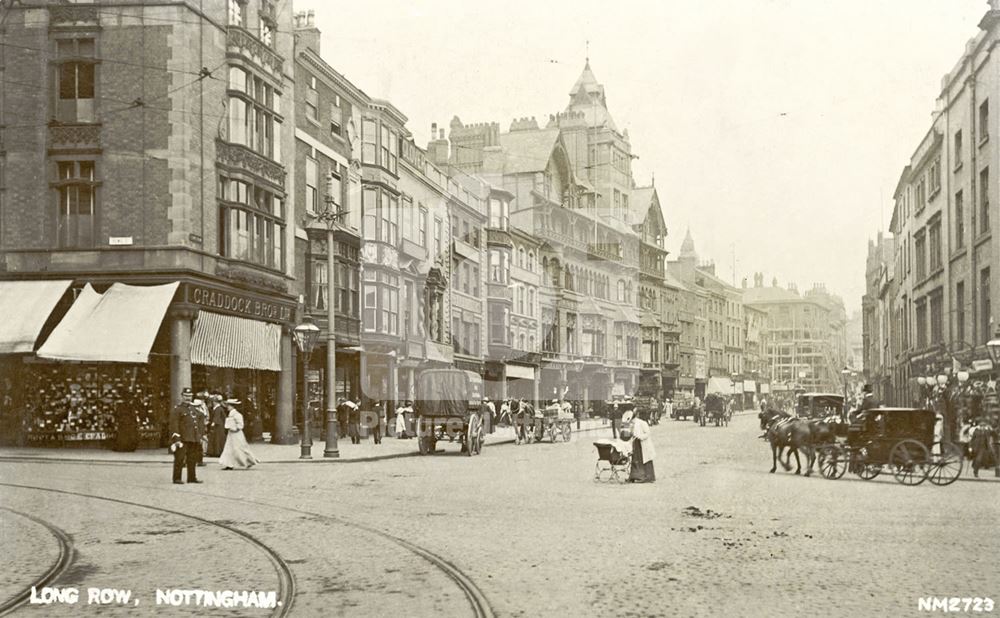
[294,10,322,54]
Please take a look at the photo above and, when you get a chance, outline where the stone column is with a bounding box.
[532,368,540,411]
[272,328,296,444]
[168,307,197,408]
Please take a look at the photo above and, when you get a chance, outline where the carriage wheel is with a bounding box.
[465,414,483,457]
[851,452,880,480]
[561,421,572,442]
[818,445,848,480]
[927,441,963,486]
[890,439,930,486]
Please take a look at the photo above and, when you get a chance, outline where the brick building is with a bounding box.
[0,1,300,446]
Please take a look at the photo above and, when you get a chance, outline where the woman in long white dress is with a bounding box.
[219,399,259,470]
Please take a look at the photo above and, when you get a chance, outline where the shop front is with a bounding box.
[0,277,297,449]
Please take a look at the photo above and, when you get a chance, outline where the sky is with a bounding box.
[292,0,987,313]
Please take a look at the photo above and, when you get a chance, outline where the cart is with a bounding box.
[816,408,963,486]
[414,369,485,457]
[542,402,573,442]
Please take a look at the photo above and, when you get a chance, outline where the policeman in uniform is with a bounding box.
[169,387,206,484]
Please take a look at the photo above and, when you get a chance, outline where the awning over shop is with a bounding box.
[759,383,770,394]
[506,364,535,380]
[37,282,178,363]
[743,379,757,392]
[0,279,72,354]
[706,376,737,395]
[190,311,281,371]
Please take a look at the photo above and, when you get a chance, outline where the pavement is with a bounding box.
[0,418,613,464]
[4,411,995,617]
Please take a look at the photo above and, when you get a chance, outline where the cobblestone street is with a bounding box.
[2,413,997,617]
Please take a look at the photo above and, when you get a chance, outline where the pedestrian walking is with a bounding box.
[499,399,511,426]
[626,408,656,483]
[111,396,138,452]
[484,397,496,434]
[394,401,406,438]
[610,402,621,439]
[219,398,259,470]
[194,390,211,466]
[348,397,361,444]
[206,393,227,458]
[169,387,205,484]
[372,401,384,444]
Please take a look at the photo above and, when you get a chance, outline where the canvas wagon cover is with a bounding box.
[416,369,481,416]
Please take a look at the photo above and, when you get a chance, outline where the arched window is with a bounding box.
[518,246,525,268]
[528,335,536,351]
[528,287,535,316]
[564,266,574,291]
[519,333,526,350]
[617,279,625,302]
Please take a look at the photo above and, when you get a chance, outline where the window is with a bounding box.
[914,232,926,280]
[528,288,535,317]
[980,99,990,144]
[362,271,399,335]
[327,169,342,211]
[930,291,943,344]
[403,281,413,338]
[310,259,328,311]
[330,101,342,137]
[418,206,427,247]
[401,196,413,241]
[954,130,964,169]
[363,187,378,241]
[335,261,358,317]
[613,189,621,219]
[380,125,398,174]
[218,176,285,270]
[955,190,965,249]
[489,305,508,344]
[259,16,275,48]
[462,263,470,294]
[929,158,941,197]
[489,198,509,230]
[928,220,941,272]
[55,38,96,123]
[228,0,245,25]
[980,167,990,234]
[305,75,318,122]
[55,160,96,248]
[472,266,479,297]
[915,179,926,212]
[915,302,928,349]
[982,268,991,343]
[489,249,509,284]
[305,154,318,212]
[227,67,282,161]
[434,217,442,255]
[452,316,461,353]
[528,251,535,272]
[362,119,377,165]
[956,281,966,343]
[517,286,524,314]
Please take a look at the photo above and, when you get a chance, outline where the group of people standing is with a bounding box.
[168,387,258,484]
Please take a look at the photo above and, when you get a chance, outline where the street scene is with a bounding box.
[2,0,1000,616]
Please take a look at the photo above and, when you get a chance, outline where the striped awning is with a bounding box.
[37,282,178,363]
[0,280,72,354]
[190,311,281,371]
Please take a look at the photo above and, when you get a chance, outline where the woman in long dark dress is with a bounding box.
[207,395,227,457]
[628,408,656,483]
[112,399,138,452]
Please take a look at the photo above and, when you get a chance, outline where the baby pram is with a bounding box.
[593,439,632,482]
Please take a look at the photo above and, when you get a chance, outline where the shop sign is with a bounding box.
[972,359,994,373]
[187,284,293,323]
[64,432,109,441]
[306,370,321,383]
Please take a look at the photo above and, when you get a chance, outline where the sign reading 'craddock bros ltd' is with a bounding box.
[186,284,293,324]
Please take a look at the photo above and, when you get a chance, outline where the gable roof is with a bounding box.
[497,128,562,175]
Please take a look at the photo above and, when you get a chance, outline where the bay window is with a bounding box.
[363,270,399,335]
[362,119,377,165]
[489,198,509,230]
[218,175,285,271]
[227,67,282,162]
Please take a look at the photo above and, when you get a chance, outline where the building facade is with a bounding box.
[0,0,300,446]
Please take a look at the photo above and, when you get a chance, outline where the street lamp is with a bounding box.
[987,328,1000,366]
[293,315,321,459]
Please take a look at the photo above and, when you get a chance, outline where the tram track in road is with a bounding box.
[0,478,495,618]
[0,483,296,618]
[0,507,74,617]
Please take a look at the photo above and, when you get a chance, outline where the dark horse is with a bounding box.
[969,425,998,478]
[759,409,822,475]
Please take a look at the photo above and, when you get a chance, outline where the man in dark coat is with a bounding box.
[849,384,880,424]
[348,398,361,444]
[169,387,206,484]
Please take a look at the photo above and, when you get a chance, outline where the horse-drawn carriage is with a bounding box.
[816,408,963,486]
[671,398,698,421]
[633,396,661,425]
[796,393,845,420]
[512,400,572,444]
[414,369,485,456]
[703,393,730,427]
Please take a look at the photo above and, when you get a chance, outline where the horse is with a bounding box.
[760,410,816,475]
[968,425,998,478]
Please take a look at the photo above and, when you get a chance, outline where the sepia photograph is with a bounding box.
[0,0,998,616]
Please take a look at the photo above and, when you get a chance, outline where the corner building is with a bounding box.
[0,1,299,446]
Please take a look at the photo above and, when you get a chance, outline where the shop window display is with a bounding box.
[1,363,168,448]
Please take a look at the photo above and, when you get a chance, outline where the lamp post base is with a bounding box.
[300,441,313,459]
[324,412,340,458]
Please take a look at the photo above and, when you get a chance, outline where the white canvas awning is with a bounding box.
[37,282,178,363]
[0,280,72,354]
[190,311,281,371]
[706,376,737,395]
[743,379,757,392]
[505,364,535,380]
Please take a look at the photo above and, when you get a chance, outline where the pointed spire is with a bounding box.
[680,228,697,259]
